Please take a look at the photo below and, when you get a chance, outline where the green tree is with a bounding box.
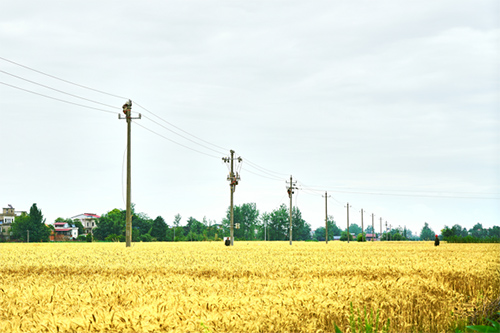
[185,217,205,240]
[132,212,153,237]
[291,207,312,241]
[313,227,326,241]
[470,223,487,238]
[10,203,51,242]
[222,203,260,240]
[420,222,435,241]
[151,216,167,241]
[348,223,362,236]
[267,204,289,241]
[93,209,125,240]
[488,226,500,238]
[326,216,342,239]
[340,230,354,241]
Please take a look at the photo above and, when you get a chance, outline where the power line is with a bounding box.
[244,158,289,177]
[297,181,499,200]
[0,81,117,115]
[241,166,283,181]
[134,102,229,153]
[134,122,220,159]
[142,114,226,156]
[0,56,127,100]
[0,69,119,111]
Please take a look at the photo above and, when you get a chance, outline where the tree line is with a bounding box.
[4,203,499,243]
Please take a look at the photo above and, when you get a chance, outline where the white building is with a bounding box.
[53,222,79,240]
[71,213,100,234]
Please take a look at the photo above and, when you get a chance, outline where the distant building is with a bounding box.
[365,233,378,241]
[52,222,79,241]
[71,213,100,235]
[0,204,26,240]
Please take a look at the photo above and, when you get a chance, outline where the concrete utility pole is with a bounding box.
[380,217,382,241]
[360,208,364,240]
[222,150,241,246]
[386,221,388,241]
[286,176,298,245]
[119,99,141,248]
[345,203,351,243]
[27,229,29,243]
[371,213,375,242]
[323,191,331,244]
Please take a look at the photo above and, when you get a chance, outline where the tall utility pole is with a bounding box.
[119,99,141,248]
[222,150,241,246]
[286,175,298,245]
[371,213,375,242]
[323,191,331,244]
[345,203,351,243]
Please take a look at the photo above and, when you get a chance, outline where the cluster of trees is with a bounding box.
[440,223,500,243]
[8,204,52,242]
[91,203,314,242]
[6,203,499,244]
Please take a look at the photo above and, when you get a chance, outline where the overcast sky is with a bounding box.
[1,0,498,236]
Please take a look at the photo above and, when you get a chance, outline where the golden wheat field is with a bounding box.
[0,241,498,333]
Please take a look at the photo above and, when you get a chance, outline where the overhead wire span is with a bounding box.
[0,56,127,100]
[241,167,284,182]
[134,102,229,153]
[243,158,289,177]
[134,122,220,159]
[142,114,227,155]
[0,81,118,115]
[322,189,499,200]
[0,69,119,111]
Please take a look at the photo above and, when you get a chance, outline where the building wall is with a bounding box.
[0,206,16,239]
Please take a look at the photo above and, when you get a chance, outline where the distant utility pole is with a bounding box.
[323,191,331,244]
[27,229,29,243]
[264,218,267,241]
[119,99,141,248]
[371,213,375,242]
[286,176,298,245]
[385,221,389,241]
[345,203,351,243]
[380,217,382,240]
[222,150,241,246]
[360,209,364,239]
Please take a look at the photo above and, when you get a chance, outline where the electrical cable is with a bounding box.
[0,69,119,111]
[134,122,220,159]
[243,158,289,177]
[0,56,127,100]
[241,166,283,182]
[134,102,229,153]
[0,81,117,115]
[142,114,227,156]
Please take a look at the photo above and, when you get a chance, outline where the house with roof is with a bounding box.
[365,233,379,241]
[52,221,79,241]
[71,213,100,234]
[0,204,26,240]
